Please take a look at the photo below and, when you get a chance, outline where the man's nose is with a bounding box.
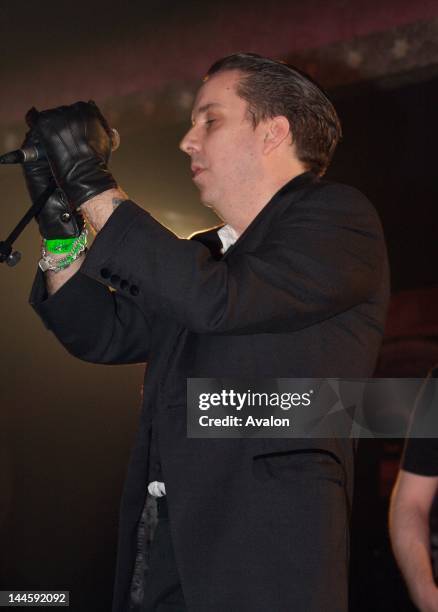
[179,126,200,155]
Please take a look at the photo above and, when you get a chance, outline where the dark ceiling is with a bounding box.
[1,0,437,124]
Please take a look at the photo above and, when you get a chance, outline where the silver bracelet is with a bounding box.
[38,229,88,273]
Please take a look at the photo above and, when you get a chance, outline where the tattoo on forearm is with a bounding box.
[80,189,128,234]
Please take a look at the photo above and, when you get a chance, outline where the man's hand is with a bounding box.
[25,101,117,209]
[21,130,83,239]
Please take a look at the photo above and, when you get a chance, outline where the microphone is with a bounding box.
[0,128,121,164]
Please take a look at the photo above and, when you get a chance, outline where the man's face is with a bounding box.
[179,70,264,218]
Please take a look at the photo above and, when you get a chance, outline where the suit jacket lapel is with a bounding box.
[222,171,318,260]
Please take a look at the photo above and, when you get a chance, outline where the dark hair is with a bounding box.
[205,53,341,176]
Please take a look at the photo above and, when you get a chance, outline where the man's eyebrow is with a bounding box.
[191,102,224,124]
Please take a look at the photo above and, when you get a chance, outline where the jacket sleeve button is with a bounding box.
[100,268,110,278]
[130,285,140,296]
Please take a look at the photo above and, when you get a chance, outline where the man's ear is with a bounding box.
[262,116,291,154]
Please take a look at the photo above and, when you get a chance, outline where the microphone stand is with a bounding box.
[0,186,55,267]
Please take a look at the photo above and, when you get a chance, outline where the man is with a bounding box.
[25,53,389,611]
[390,369,438,612]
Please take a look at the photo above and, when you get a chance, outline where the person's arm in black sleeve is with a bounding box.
[79,184,385,335]
[30,267,152,365]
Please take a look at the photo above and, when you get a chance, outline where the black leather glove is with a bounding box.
[26,101,117,209]
[21,130,84,239]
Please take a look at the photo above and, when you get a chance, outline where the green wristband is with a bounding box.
[39,229,88,273]
[44,237,77,254]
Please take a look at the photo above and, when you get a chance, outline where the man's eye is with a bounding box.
[206,119,215,127]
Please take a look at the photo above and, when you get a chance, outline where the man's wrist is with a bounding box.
[79,187,129,233]
[39,229,88,273]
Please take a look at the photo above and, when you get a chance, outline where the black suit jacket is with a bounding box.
[30,172,390,611]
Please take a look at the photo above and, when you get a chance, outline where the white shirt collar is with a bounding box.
[217,224,239,254]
